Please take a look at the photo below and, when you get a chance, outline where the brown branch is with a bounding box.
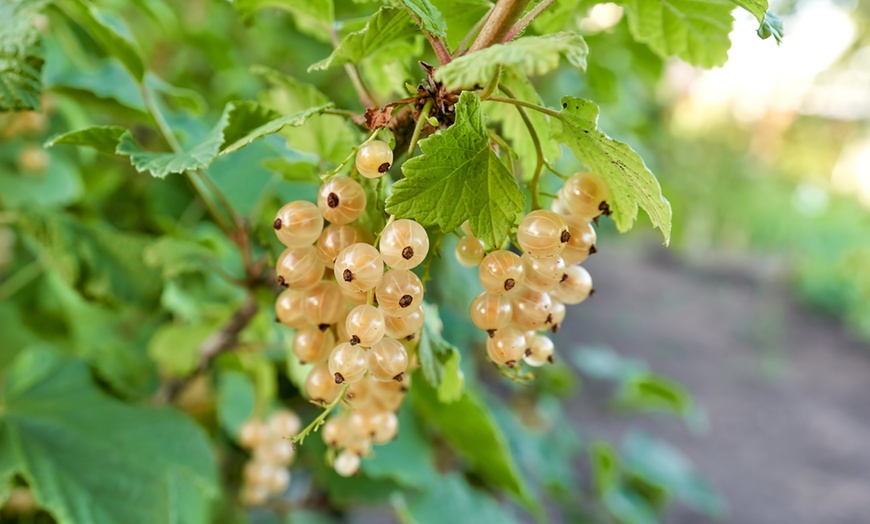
[503,0,557,42]
[469,0,532,52]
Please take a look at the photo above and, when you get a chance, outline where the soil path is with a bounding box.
[558,239,870,524]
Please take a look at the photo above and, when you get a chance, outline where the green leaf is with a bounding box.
[590,441,620,494]
[56,0,146,81]
[416,303,464,402]
[147,323,215,376]
[117,129,220,178]
[219,101,330,155]
[46,125,127,155]
[217,370,256,443]
[434,32,588,89]
[618,0,734,68]
[403,0,448,37]
[404,473,521,523]
[0,0,47,111]
[429,0,492,49]
[757,12,783,44]
[309,7,418,71]
[411,379,530,504]
[603,488,658,524]
[235,0,334,42]
[616,373,694,419]
[553,97,672,243]
[361,406,439,488]
[386,92,524,248]
[731,0,767,22]
[0,348,218,524]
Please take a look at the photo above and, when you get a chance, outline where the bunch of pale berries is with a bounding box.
[237,410,300,505]
[272,140,422,477]
[453,171,608,368]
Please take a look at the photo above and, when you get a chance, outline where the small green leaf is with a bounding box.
[590,441,620,494]
[219,101,330,155]
[603,488,658,524]
[56,0,146,81]
[437,350,464,403]
[403,0,448,37]
[757,12,784,44]
[117,129,220,178]
[616,373,694,418]
[386,92,524,248]
[731,0,767,22]
[235,0,334,42]
[309,7,418,71]
[553,97,672,244]
[405,474,521,523]
[618,0,734,68]
[217,370,256,443]
[0,348,219,524]
[0,0,47,111]
[148,323,216,376]
[46,126,127,155]
[416,303,464,401]
[434,32,587,89]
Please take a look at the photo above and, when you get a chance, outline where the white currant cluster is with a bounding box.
[273,140,428,476]
[455,171,608,368]
[237,410,300,505]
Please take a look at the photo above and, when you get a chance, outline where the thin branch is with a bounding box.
[503,0,557,42]
[500,86,545,209]
[454,6,493,57]
[424,33,452,65]
[470,0,532,52]
[484,95,563,119]
[479,65,503,100]
[407,98,434,158]
[330,28,378,108]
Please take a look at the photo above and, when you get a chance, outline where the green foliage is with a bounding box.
[387,92,525,248]
[402,0,448,38]
[0,0,47,110]
[758,12,784,44]
[416,303,464,402]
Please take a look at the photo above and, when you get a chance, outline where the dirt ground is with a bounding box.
[559,238,870,524]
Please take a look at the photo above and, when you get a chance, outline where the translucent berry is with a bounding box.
[486,326,526,367]
[460,220,473,236]
[305,363,344,403]
[276,246,324,290]
[561,217,597,265]
[367,337,409,382]
[523,334,555,367]
[454,235,486,268]
[328,342,367,384]
[547,301,566,331]
[521,254,566,292]
[293,327,334,364]
[370,411,399,444]
[267,410,301,438]
[238,420,266,449]
[561,172,610,219]
[241,484,269,506]
[267,468,290,493]
[321,416,347,448]
[255,439,295,465]
[554,265,593,304]
[379,219,429,270]
[470,292,512,333]
[479,250,525,296]
[345,304,385,347]
[383,307,425,339]
[274,201,323,247]
[334,450,361,477]
[317,176,366,225]
[303,281,346,327]
[355,140,393,179]
[316,224,363,268]
[376,269,424,318]
[243,460,274,485]
[275,288,309,329]
[340,286,369,306]
[334,243,384,293]
[511,287,553,331]
[517,210,570,258]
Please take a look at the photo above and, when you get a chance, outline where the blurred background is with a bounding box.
[2,0,870,522]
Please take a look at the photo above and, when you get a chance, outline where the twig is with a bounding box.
[426,34,452,65]
[407,98,434,158]
[330,28,378,108]
[479,65,502,100]
[454,6,493,58]
[545,161,569,180]
[470,0,532,52]
[484,95,563,119]
[500,86,545,209]
[290,383,351,446]
[503,0,557,42]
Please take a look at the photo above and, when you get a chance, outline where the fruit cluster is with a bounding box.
[455,171,607,368]
[273,140,426,476]
[237,410,300,505]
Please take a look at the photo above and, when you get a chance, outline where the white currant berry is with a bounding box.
[275,288,309,328]
[367,337,409,382]
[328,342,367,384]
[267,468,291,494]
[454,235,485,268]
[345,304,385,347]
[369,411,399,444]
[340,286,369,306]
[305,363,344,403]
[355,140,393,179]
[241,483,270,506]
[334,243,384,293]
[379,219,429,270]
[561,172,610,219]
[469,292,512,334]
[547,301,566,332]
[317,176,367,225]
[267,409,301,438]
[273,201,323,247]
[523,334,555,367]
[460,220,473,236]
[486,326,526,367]
[376,269,424,318]
[321,416,347,448]
[344,436,373,456]
[256,439,295,466]
[554,265,593,305]
[479,250,525,296]
[316,224,363,268]
[383,307,425,339]
[293,327,333,364]
[276,246,325,290]
[334,450,362,477]
[517,210,570,258]
[511,287,553,331]
[561,216,597,265]
[238,420,267,449]
[243,460,275,485]
[521,253,566,292]
[303,281,346,327]
[370,382,405,412]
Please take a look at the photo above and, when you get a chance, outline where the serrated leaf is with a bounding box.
[0,348,218,524]
[386,92,523,248]
[235,0,334,42]
[309,7,418,71]
[757,12,783,44]
[417,303,463,402]
[618,0,734,68]
[117,129,221,178]
[731,0,767,22]
[219,101,330,155]
[0,0,47,111]
[434,32,588,89]
[46,126,126,155]
[56,0,146,81]
[553,97,671,243]
[403,0,447,37]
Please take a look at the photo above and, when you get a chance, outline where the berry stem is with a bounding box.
[290,383,351,446]
[500,86,545,210]
[503,0,558,42]
[479,65,503,101]
[484,95,563,119]
[407,98,434,159]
